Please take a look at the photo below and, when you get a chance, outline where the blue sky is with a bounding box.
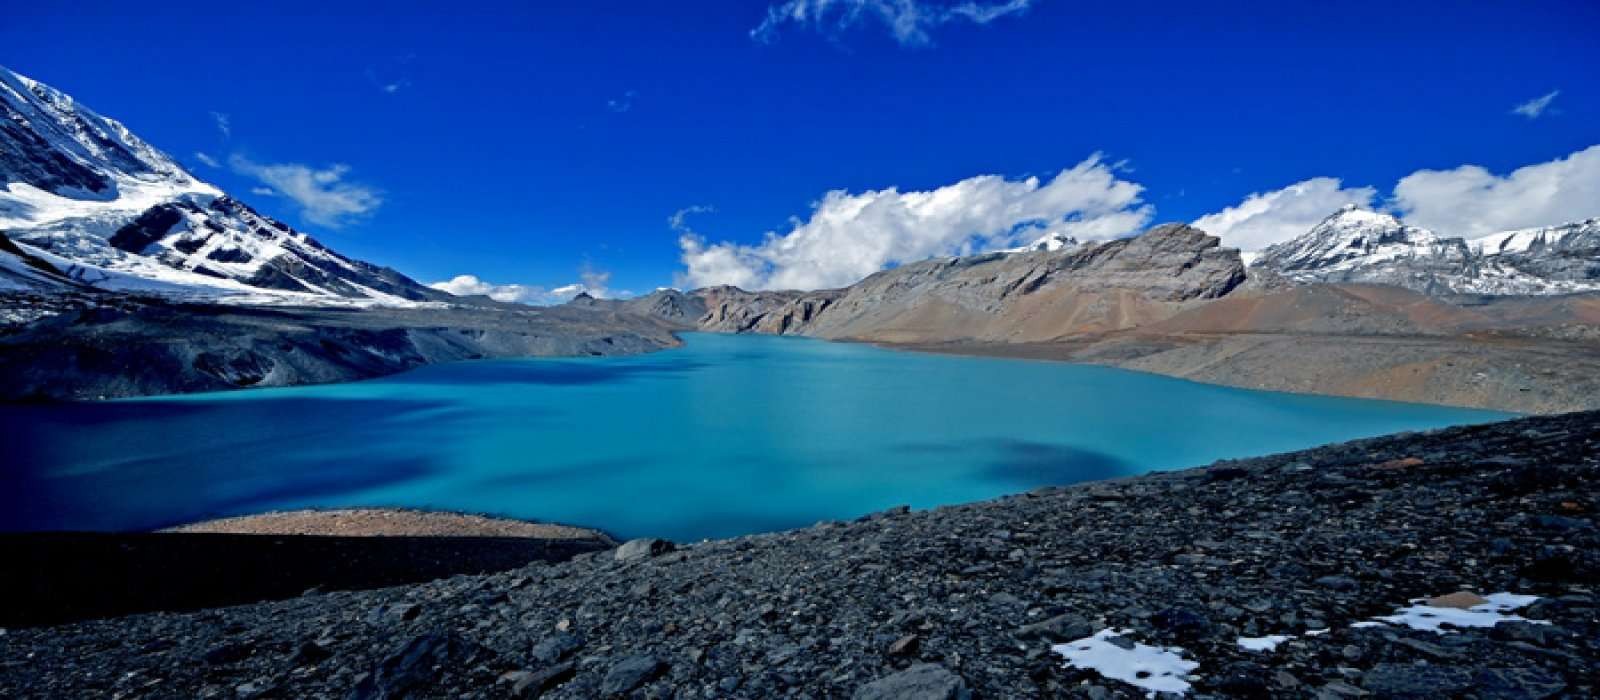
[5,0,1598,297]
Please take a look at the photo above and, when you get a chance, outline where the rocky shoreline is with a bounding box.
[3,411,1595,698]
[0,291,682,401]
[884,331,1600,415]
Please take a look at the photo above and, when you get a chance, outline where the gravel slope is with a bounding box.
[2,412,1596,698]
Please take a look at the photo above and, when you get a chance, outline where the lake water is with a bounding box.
[2,333,1512,540]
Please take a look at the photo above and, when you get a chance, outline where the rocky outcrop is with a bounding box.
[619,223,1248,344]
[3,411,1596,697]
[694,286,845,334]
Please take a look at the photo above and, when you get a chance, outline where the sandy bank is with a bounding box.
[162,508,613,542]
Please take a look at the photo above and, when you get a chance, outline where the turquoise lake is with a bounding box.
[2,333,1512,540]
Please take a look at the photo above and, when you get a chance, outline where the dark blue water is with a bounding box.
[1,333,1511,540]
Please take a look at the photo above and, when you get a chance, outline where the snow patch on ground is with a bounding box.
[1236,634,1291,652]
[1371,592,1546,634]
[1052,629,1198,696]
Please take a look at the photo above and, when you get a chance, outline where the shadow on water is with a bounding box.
[981,439,1133,485]
[392,358,711,387]
[0,397,470,532]
[896,438,1133,487]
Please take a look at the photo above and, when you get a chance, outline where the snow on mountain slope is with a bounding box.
[0,65,443,306]
[0,230,74,292]
[1005,231,1082,253]
[1473,218,1600,257]
[1252,206,1600,296]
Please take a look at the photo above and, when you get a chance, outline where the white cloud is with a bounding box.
[430,275,551,304]
[209,111,230,139]
[752,0,1032,46]
[676,154,1151,290]
[227,155,382,228]
[1393,144,1600,237]
[382,81,409,94]
[428,266,614,306]
[1511,90,1559,119]
[608,90,637,113]
[1192,144,1600,249]
[193,151,220,168]
[249,186,277,197]
[1191,177,1377,251]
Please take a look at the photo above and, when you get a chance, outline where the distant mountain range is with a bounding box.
[3,64,1598,410]
[1251,205,1600,296]
[0,65,443,304]
[5,64,1597,308]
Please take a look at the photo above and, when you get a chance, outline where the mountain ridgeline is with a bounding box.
[3,64,1599,409]
[611,223,1248,343]
[1253,205,1600,296]
[599,217,1600,414]
[0,65,442,303]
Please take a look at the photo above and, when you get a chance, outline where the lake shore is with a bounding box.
[878,331,1600,415]
[4,409,1595,697]
[162,507,615,541]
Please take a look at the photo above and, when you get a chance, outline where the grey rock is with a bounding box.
[853,664,970,700]
[347,632,482,700]
[1360,663,1472,698]
[508,661,575,698]
[600,654,667,696]
[1314,575,1359,592]
[1473,666,1567,699]
[614,538,675,562]
[529,632,584,664]
[1014,613,1094,641]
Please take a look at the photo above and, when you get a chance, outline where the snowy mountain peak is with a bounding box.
[1253,207,1600,296]
[1254,206,1444,275]
[0,65,199,196]
[0,65,442,306]
[1006,230,1082,254]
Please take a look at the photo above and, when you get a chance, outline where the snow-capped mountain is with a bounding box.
[0,65,443,305]
[1252,205,1600,296]
[1005,230,1081,253]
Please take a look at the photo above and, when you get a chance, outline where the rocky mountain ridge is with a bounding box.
[0,65,444,305]
[612,223,1248,343]
[1252,205,1600,296]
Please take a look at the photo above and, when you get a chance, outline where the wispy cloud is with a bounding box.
[677,154,1149,290]
[367,53,418,94]
[209,111,231,139]
[752,0,1032,46]
[193,151,220,168]
[668,205,717,234]
[227,155,382,228]
[607,90,638,113]
[249,186,277,197]
[1511,90,1560,119]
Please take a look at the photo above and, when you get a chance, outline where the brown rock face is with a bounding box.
[624,223,1247,343]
